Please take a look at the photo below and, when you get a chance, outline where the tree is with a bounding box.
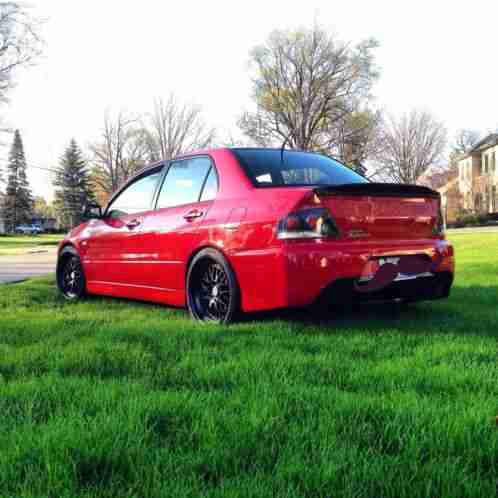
[89,110,147,196]
[33,195,55,218]
[1,129,32,231]
[53,139,93,229]
[448,128,481,172]
[335,109,383,175]
[452,129,481,155]
[147,95,216,160]
[372,110,447,184]
[89,99,216,198]
[238,25,380,158]
[0,2,43,104]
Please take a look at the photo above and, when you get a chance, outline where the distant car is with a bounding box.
[15,224,42,235]
[56,148,455,322]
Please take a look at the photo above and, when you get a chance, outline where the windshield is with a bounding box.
[231,148,368,187]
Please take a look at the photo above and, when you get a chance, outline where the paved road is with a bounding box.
[0,248,57,283]
[447,225,498,234]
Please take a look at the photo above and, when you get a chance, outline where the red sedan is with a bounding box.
[56,148,455,322]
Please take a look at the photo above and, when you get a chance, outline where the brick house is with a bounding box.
[456,133,498,213]
[431,133,498,224]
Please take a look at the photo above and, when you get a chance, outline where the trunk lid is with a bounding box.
[313,183,441,240]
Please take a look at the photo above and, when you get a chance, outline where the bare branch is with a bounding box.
[372,110,448,184]
[0,2,44,103]
[148,94,216,161]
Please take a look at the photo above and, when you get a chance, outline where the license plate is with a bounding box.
[358,256,432,283]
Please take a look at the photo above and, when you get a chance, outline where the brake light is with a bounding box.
[277,208,340,240]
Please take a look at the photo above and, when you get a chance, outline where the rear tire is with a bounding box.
[186,248,240,323]
[56,247,86,300]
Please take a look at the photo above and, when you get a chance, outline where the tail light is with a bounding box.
[433,206,445,237]
[277,208,340,240]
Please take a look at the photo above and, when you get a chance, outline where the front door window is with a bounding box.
[106,171,161,218]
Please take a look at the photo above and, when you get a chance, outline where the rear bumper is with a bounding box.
[231,238,454,312]
[314,271,453,308]
[283,238,454,308]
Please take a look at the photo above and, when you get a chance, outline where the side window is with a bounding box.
[156,157,212,209]
[107,171,161,218]
[200,167,218,202]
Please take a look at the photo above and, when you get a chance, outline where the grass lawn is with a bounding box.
[0,234,62,255]
[1,233,498,497]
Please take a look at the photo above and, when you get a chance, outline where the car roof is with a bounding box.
[133,147,326,175]
[115,146,343,197]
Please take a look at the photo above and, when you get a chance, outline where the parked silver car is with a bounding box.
[15,224,43,235]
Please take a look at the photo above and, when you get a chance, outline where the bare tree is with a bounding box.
[453,129,481,155]
[147,95,216,160]
[238,25,380,157]
[372,110,447,184]
[0,0,43,187]
[0,2,43,103]
[89,110,149,196]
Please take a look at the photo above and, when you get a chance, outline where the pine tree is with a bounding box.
[53,139,94,229]
[1,130,33,232]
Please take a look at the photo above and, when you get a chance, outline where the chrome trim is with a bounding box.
[357,272,433,283]
[277,231,323,239]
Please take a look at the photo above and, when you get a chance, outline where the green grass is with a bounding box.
[1,233,498,497]
[0,234,62,255]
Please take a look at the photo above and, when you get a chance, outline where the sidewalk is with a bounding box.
[0,247,57,283]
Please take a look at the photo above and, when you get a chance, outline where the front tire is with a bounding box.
[56,247,86,300]
[186,249,240,323]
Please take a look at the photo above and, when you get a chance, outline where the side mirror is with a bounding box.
[83,201,103,220]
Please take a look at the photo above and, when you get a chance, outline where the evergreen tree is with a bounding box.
[1,130,33,232]
[53,139,93,229]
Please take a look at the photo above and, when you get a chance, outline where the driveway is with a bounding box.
[0,248,57,283]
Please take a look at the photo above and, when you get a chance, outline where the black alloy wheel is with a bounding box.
[57,249,86,300]
[187,249,239,323]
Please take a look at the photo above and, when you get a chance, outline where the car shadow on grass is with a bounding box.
[240,284,498,335]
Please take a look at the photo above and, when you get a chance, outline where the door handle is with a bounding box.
[126,218,141,229]
[183,209,204,220]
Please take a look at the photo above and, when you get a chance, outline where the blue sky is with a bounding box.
[4,0,498,200]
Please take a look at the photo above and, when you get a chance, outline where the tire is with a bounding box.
[56,247,87,300]
[186,248,240,323]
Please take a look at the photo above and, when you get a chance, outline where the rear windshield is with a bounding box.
[231,148,368,187]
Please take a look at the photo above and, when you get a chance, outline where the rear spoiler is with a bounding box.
[314,183,440,199]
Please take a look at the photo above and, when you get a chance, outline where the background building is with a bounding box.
[457,133,498,213]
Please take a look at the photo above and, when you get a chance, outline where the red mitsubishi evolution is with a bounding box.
[56,148,455,323]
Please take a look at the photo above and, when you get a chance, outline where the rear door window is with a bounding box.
[156,156,212,209]
[200,167,218,202]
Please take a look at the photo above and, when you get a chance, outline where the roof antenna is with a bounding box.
[280,135,290,165]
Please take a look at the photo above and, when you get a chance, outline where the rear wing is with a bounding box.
[314,183,440,200]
